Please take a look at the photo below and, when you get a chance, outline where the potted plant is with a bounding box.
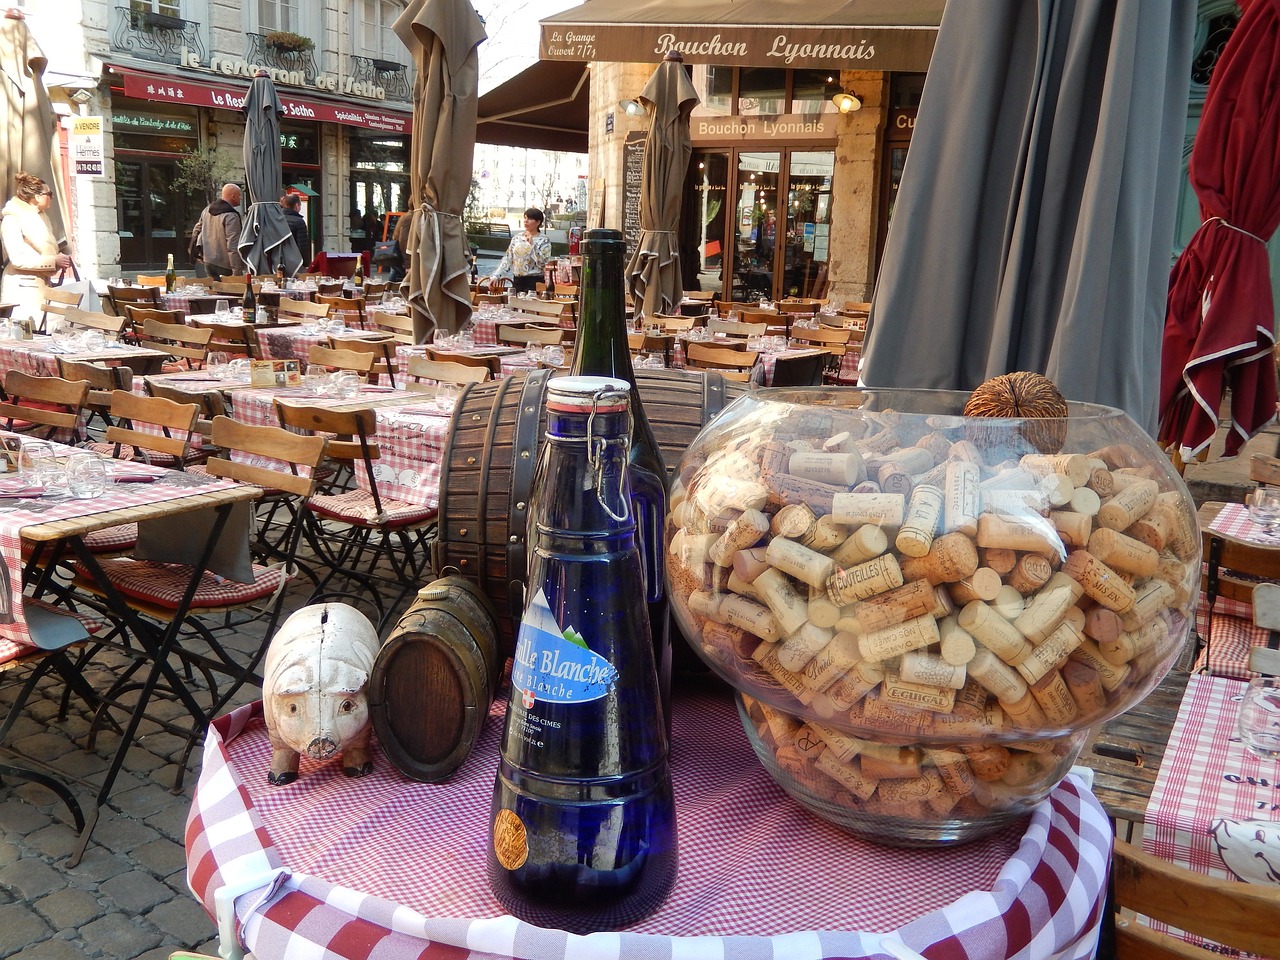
[265,30,314,54]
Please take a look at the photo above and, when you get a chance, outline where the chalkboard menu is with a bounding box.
[623,131,647,263]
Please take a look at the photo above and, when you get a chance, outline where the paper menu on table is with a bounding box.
[250,359,301,387]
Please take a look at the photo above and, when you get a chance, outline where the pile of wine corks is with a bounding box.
[667,407,1197,825]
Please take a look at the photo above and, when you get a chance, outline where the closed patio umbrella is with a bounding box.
[236,69,301,277]
[1158,0,1280,464]
[0,9,67,254]
[627,51,699,320]
[393,0,486,342]
[862,0,1196,431]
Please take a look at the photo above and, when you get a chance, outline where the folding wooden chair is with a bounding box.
[405,356,491,388]
[134,274,168,289]
[369,309,415,344]
[91,389,202,469]
[276,298,332,324]
[61,306,127,339]
[768,351,827,386]
[325,336,398,387]
[56,358,132,431]
[0,371,91,442]
[188,318,260,359]
[685,342,759,382]
[305,344,376,378]
[423,346,502,378]
[209,280,248,297]
[136,319,215,371]
[120,305,184,343]
[37,288,85,334]
[316,293,366,328]
[498,325,566,347]
[1196,503,1280,678]
[103,284,160,318]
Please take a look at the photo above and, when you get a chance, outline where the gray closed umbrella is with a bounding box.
[628,51,700,321]
[0,10,67,253]
[394,0,486,342]
[237,70,301,277]
[862,0,1196,431]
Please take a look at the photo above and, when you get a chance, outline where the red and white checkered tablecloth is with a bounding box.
[1195,503,1275,678]
[0,457,240,663]
[1144,674,1280,945]
[0,337,162,381]
[187,692,1111,960]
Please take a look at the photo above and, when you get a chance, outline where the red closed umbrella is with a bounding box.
[1158,0,1280,462]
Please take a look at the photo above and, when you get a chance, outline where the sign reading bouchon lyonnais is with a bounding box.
[71,116,104,177]
[540,24,937,71]
[692,113,835,145]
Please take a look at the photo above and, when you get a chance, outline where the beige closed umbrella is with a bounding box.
[393,0,486,342]
[0,9,67,253]
[627,51,700,321]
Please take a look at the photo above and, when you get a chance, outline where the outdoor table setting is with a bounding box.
[0,329,168,379]
[257,320,396,363]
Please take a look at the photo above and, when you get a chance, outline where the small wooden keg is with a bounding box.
[368,576,501,783]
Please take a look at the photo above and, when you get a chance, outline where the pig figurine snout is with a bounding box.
[262,604,381,786]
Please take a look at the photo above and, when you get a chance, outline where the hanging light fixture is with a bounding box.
[619,98,648,117]
[831,91,862,113]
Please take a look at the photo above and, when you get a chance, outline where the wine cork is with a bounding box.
[831,524,889,568]
[1083,606,1123,644]
[881,673,956,713]
[961,743,1011,782]
[1062,549,1136,612]
[1119,580,1175,631]
[875,462,914,496]
[759,702,804,747]
[982,488,1050,516]
[1099,617,1169,665]
[958,600,1034,665]
[821,661,883,712]
[753,568,810,635]
[1097,478,1158,531]
[899,531,980,584]
[800,631,860,692]
[731,546,771,583]
[1154,491,1197,561]
[758,440,791,478]
[1050,510,1094,549]
[1068,486,1102,517]
[992,584,1026,621]
[751,641,810,702]
[720,594,782,642]
[980,547,1018,576]
[1028,671,1078,725]
[1087,527,1159,577]
[788,450,866,486]
[1070,640,1132,691]
[939,617,978,665]
[777,621,835,672]
[900,650,967,690]
[855,427,900,457]
[1000,750,1058,789]
[687,589,723,620]
[977,513,1064,559]
[694,478,769,515]
[814,750,879,800]
[1061,659,1108,717]
[1001,690,1049,731]
[895,484,944,558]
[673,531,718,567]
[823,431,855,453]
[765,537,836,589]
[953,676,989,716]
[825,553,904,605]
[808,722,866,763]
[857,613,941,662]
[764,473,845,513]
[1040,473,1075,508]
[1125,508,1169,552]
[1006,554,1053,595]
[1015,619,1085,684]
[859,743,923,780]
[799,515,850,553]
[830,492,906,527]
[837,578,942,635]
[708,509,771,566]
[725,572,760,601]
[966,646,1029,702]
[851,479,883,494]
[700,621,752,663]
[1012,572,1085,644]
[770,503,817,540]
[948,568,1004,603]
[1021,453,1091,487]
[807,596,842,629]
[929,748,977,799]
[943,459,981,536]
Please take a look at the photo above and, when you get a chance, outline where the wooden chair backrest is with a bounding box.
[143,378,227,437]
[0,372,91,433]
[38,288,85,332]
[507,298,574,323]
[205,415,327,498]
[498,325,565,346]
[406,356,491,386]
[209,280,248,296]
[775,299,822,314]
[472,291,507,305]
[327,337,396,385]
[276,298,332,321]
[791,326,853,350]
[306,344,376,374]
[483,277,510,294]
[707,318,760,339]
[738,308,778,325]
[56,359,132,402]
[684,290,716,302]
[553,283,579,297]
[714,299,762,317]
[369,309,415,344]
[62,306,126,336]
[141,319,215,349]
[274,401,380,490]
[316,293,365,318]
[424,347,501,376]
[1111,838,1280,959]
[768,351,827,386]
[842,300,872,314]
[188,319,259,358]
[135,274,167,289]
[104,284,159,317]
[686,342,759,373]
[104,389,199,460]
[652,313,696,332]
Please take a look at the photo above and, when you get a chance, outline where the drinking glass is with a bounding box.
[327,318,348,337]
[22,440,63,493]
[1239,677,1280,760]
[207,351,230,376]
[433,381,460,414]
[333,372,361,400]
[1247,485,1280,541]
[66,453,109,499]
[304,363,330,395]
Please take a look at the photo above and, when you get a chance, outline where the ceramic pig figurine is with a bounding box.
[262,602,381,785]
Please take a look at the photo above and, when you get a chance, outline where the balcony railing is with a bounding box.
[245,33,320,85]
[111,6,206,66]
[350,54,412,103]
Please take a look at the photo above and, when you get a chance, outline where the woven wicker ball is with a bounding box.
[962,371,1068,455]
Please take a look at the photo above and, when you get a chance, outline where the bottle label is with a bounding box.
[492,808,529,870]
[512,589,617,708]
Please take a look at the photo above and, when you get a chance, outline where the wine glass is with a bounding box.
[214,299,231,323]
[206,351,230,377]
[1247,485,1280,541]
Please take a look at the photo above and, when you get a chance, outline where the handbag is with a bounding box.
[372,239,401,265]
[48,259,79,287]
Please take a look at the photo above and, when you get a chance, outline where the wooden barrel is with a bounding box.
[432,367,743,650]
[367,576,501,783]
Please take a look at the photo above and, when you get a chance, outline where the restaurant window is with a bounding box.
[281,122,321,249]
[349,134,410,250]
[791,70,840,116]
[690,65,734,117]
[356,0,401,59]
[257,0,316,36]
[738,67,787,117]
[128,0,181,17]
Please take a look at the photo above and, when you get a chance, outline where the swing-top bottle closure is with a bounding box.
[545,376,632,522]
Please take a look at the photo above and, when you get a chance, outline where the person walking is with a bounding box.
[492,207,552,294]
[189,183,245,279]
[0,172,72,322]
[280,193,310,265]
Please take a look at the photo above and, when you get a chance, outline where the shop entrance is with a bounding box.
[682,147,834,302]
[117,159,198,272]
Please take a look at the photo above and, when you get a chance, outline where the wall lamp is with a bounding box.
[831,91,862,113]
[619,98,648,118]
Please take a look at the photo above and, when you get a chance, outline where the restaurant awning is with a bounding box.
[539,0,943,71]
[476,60,589,153]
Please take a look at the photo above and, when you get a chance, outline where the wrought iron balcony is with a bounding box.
[246,32,320,84]
[350,54,412,103]
[111,6,206,66]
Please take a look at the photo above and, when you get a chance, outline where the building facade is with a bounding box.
[25,0,414,278]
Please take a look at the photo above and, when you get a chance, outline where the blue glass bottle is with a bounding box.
[488,376,677,933]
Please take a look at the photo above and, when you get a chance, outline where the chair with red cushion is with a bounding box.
[0,371,91,443]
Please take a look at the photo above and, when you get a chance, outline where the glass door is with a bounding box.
[116,159,195,271]
[681,151,730,297]
[781,151,834,299]
[734,151,780,301]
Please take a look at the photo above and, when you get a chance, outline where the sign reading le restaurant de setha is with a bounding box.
[540,23,936,71]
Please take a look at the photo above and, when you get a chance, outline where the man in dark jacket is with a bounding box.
[189,183,244,279]
[280,193,311,265]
